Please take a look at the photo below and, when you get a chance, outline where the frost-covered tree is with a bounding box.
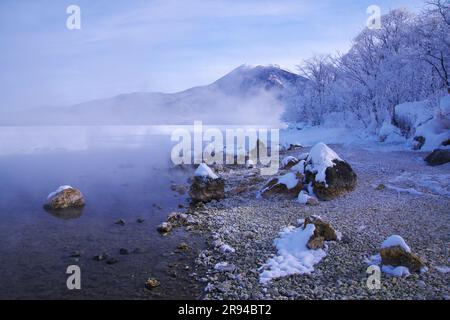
[283,2,450,130]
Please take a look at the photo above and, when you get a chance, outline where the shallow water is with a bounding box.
[0,126,205,299]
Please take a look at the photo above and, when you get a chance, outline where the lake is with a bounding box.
[0,126,206,299]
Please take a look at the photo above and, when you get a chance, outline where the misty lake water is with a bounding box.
[0,126,206,299]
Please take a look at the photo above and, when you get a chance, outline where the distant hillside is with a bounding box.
[3,65,306,126]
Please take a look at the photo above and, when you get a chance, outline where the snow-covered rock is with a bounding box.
[381,235,411,253]
[44,186,85,210]
[367,235,426,276]
[260,172,303,199]
[195,163,218,179]
[290,160,305,174]
[394,100,434,135]
[189,163,225,203]
[157,222,173,234]
[305,142,342,183]
[280,156,299,170]
[304,143,357,200]
[393,97,450,151]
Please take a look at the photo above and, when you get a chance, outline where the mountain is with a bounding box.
[3,65,305,126]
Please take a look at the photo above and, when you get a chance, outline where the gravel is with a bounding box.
[191,145,450,300]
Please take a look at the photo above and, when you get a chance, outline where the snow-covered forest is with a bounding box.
[282,0,449,149]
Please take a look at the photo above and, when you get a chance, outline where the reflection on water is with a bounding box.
[45,207,84,220]
[0,126,205,299]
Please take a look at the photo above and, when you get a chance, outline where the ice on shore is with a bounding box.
[259,223,326,284]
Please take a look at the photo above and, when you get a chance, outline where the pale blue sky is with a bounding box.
[0,0,425,110]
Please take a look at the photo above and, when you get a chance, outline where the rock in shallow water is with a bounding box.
[44,186,85,210]
[189,176,225,203]
[157,222,173,234]
[145,278,160,289]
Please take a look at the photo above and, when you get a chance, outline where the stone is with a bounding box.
[307,159,357,201]
[189,176,225,203]
[137,218,145,223]
[119,248,129,255]
[93,253,108,261]
[376,183,386,190]
[280,156,300,170]
[69,251,82,258]
[228,185,248,196]
[287,144,303,151]
[167,212,189,226]
[304,216,338,250]
[260,172,304,199]
[177,243,190,251]
[106,257,118,265]
[380,246,425,273]
[170,184,187,195]
[157,222,173,234]
[44,186,85,210]
[145,278,160,289]
[114,219,126,226]
[306,197,319,206]
[307,236,325,249]
[424,149,450,166]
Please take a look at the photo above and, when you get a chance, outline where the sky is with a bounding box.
[0,0,425,111]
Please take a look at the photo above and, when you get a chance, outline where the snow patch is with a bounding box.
[381,235,411,253]
[297,191,312,204]
[290,160,305,174]
[382,265,411,277]
[435,266,450,273]
[281,156,298,168]
[277,172,300,190]
[47,185,73,200]
[259,223,326,284]
[195,163,218,179]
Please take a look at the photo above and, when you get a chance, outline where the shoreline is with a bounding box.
[186,144,450,300]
